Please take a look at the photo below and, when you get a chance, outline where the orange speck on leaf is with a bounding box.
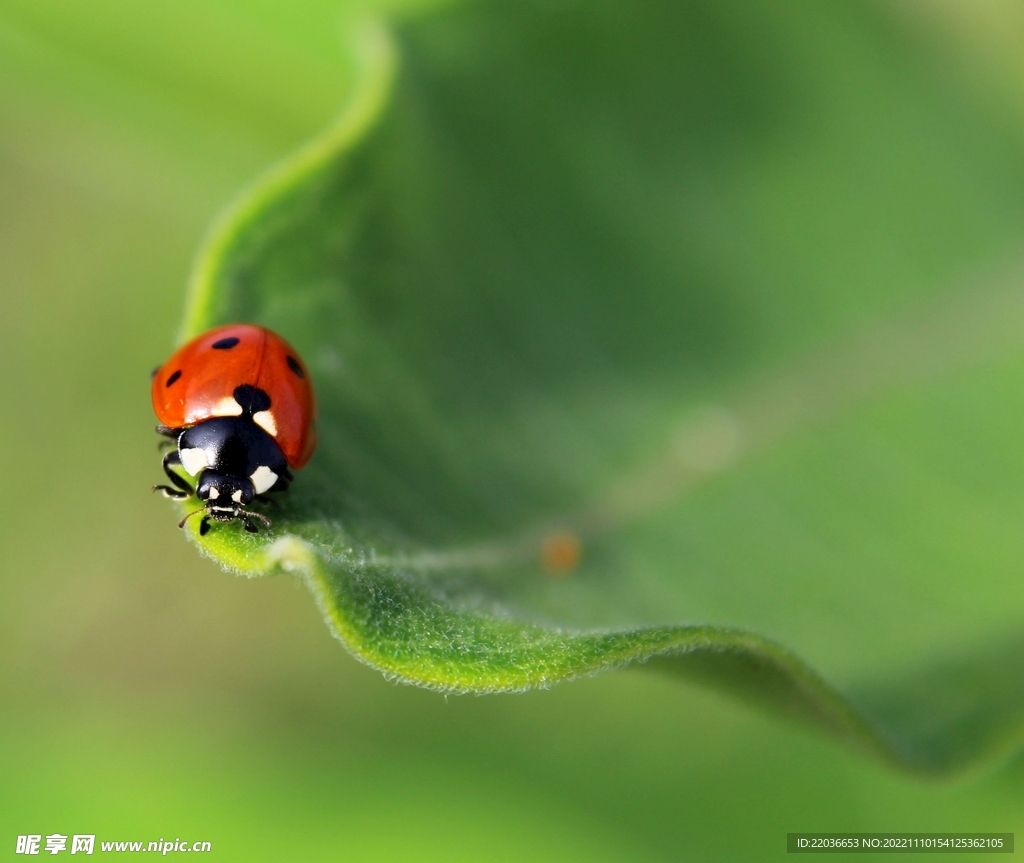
[541,531,581,576]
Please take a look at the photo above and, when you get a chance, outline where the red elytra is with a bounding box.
[152,324,317,469]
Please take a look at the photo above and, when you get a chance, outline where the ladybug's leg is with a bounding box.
[199,516,211,536]
[156,425,181,452]
[153,450,194,499]
[241,509,272,533]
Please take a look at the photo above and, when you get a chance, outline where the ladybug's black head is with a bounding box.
[197,470,255,509]
[178,470,270,535]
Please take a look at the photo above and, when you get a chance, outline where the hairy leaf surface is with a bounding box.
[175,0,1024,772]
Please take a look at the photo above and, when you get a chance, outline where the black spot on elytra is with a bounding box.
[212,337,240,349]
[286,355,304,378]
[233,384,271,414]
[165,369,182,387]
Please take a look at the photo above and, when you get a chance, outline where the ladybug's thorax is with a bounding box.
[177,414,288,494]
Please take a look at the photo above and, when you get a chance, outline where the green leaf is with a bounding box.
[172,0,1024,773]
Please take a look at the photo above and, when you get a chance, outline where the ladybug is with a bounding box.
[151,324,316,535]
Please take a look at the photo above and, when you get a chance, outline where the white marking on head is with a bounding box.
[179,447,209,477]
[213,396,243,417]
[250,465,278,495]
[253,410,277,437]
[207,486,219,500]
[232,489,243,503]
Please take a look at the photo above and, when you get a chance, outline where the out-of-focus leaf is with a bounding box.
[171,0,1024,772]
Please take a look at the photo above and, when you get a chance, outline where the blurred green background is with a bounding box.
[4,1,1024,859]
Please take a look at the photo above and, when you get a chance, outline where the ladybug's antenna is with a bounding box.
[178,508,207,529]
[241,509,272,528]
